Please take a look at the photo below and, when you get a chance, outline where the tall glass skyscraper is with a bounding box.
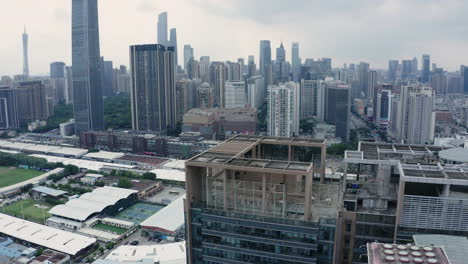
[259,40,272,86]
[72,0,104,135]
[422,54,431,83]
[157,12,168,46]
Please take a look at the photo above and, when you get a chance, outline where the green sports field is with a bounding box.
[93,223,128,235]
[3,199,51,223]
[0,166,43,188]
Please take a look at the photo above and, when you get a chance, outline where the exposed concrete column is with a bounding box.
[223,169,228,210]
[304,173,313,221]
[282,182,287,218]
[343,163,348,193]
[443,184,450,197]
[321,145,327,183]
[262,173,267,214]
[288,145,292,161]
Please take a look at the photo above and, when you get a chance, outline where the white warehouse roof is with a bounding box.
[161,160,185,171]
[141,195,186,234]
[49,187,137,222]
[31,154,136,171]
[150,169,185,182]
[105,242,186,264]
[0,213,96,256]
[84,151,125,161]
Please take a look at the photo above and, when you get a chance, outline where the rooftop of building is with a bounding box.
[31,186,67,197]
[29,250,69,264]
[367,242,450,264]
[140,195,185,233]
[188,135,325,174]
[115,155,168,166]
[345,141,449,164]
[413,235,468,264]
[104,242,186,264]
[0,213,96,256]
[439,147,468,163]
[49,186,137,222]
[84,151,126,161]
[400,163,468,186]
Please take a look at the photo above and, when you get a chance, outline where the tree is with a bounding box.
[20,184,33,192]
[94,181,106,187]
[118,178,133,188]
[105,242,115,250]
[142,172,156,181]
[63,165,79,176]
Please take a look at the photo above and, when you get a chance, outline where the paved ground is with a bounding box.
[144,186,185,205]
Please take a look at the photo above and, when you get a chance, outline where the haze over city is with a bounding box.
[1,1,468,264]
[2,0,468,75]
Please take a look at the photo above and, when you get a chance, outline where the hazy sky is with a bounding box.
[2,0,468,76]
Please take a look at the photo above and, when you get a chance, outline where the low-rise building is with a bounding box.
[182,108,257,140]
[59,120,75,137]
[80,173,104,185]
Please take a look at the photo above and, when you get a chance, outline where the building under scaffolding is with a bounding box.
[185,135,339,264]
[336,141,462,264]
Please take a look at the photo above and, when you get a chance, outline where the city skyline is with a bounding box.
[2,0,468,75]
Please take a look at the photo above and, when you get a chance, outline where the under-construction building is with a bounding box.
[185,135,340,264]
[336,141,460,264]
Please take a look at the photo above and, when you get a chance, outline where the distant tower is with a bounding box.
[157,12,168,46]
[169,28,178,66]
[22,26,29,77]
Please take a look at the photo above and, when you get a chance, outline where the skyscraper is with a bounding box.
[50,62,65,79]
[72,0,104,134]
[358,62,370,97]
[50,62,66,104]
[431,73,448,95]
[267,82,300,137]
[375,90,392,129]
[412,57,418,74]
[247,55,256,78]
[169,28,178,66]
[64,66,73,104]
[184,45,194,71]
[226,61,242,81]
[300,80,325,120]
[16,81,49,125]
[401,60,413,80]
[259,40,272,85]
[394,85,435,144]
[367,70,378,99]
[130,44,176,132]
[246,75,265,109]
[199,56,210,83]
[422,54,431,83]
[325,82,350,141]
[157,12,168,46]
[461,65,468,94]
[388,60,399,82]
[100,59,114,97]
[210,62,225,107]
[291,42,301,82]
[275,42,288,83]
[22,26,29,77]
[0,86,19,129]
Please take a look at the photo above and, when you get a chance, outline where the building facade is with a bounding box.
[0,86,19,129]
[267,82,300,137]
[130,44,176,133]
[72,0,104,135]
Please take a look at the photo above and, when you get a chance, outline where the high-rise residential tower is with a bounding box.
[267,82,300,137]
[422,54,431,83]
[461,65,468,94]
[300,80,325,120]
[247,55,256,78]
[50,62,65,79]
[72,0,104,135]
[157,12,168,46]
[130,44,176,133]
[22,26,29,77]
[0,86,19,129]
